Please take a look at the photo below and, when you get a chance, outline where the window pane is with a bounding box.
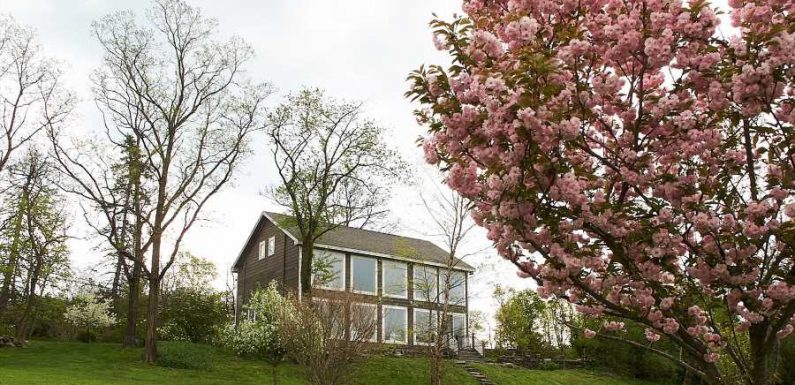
[351,256,376,294]
[383,261,407,298]
[413,265,437,302]
[414,309,436,344]
[313,249,345,290]
[452,313,466,337]
[383,306,407,343]
[440,270,466,305]
[351,303,377,342]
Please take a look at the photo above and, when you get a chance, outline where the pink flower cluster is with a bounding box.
[410,0,795,375]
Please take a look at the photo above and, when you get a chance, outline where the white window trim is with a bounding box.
[382,305,408,344]
[350,255,377,295]
[412,265,439,303]
[413,308,436,346]
[351,302,379,343]
[313,250,346,291]
[258,241,267,260]
[381,260,408,299]
[267,236,276,256]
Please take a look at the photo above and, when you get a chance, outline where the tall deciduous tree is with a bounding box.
[54,0,269,362]
[0,14,72,314]
[268,88,405,294]
[409,1,795,384]
[0,149,69,343]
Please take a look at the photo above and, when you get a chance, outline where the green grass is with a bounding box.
[473,364,671,385]
[0,341,477,385]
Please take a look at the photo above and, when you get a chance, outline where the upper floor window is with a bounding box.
[312,249,345,290]
[258,241,267,260]
[351,255,377,295]
[440,270,466,306]
[412,265,438,302]
[382,261,407,298]
[267,236,275,256]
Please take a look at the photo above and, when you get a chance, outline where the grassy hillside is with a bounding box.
[0,341,476,385]
[473,363,671,385]
[0,341,673,385]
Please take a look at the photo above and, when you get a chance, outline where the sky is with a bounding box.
[0,0,535,336]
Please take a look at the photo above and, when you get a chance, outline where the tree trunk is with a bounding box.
[272,363,279,385]
[0,201,25,313]
[430,346,442,385]
[300,239,314,294]
[144,231,162,364]
[144,271,159,363]
[749,324,771,385]
[123,262,141,347]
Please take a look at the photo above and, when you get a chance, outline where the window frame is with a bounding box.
[451,312,467,338]
[312,249,346,291]
[440,270,466,306]
[381,260,408,299]
[267,236,276,256]
[412,265,438,303]
[350,255,377,295]
[350,302,379,343]
[413,308,436,346]
[382,305,408,344]
[258,241,267,260]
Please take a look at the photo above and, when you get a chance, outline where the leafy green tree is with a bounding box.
[494,288,547,356]
[267,88,406,294]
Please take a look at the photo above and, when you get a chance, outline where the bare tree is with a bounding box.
[268,88,405,295]
[52,0,269,362]
[0,15,72,313]
[50,132,153,347]
[279,291,379,385]
[412,176,479,385]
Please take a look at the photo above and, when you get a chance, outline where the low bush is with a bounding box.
[156,341,215,370]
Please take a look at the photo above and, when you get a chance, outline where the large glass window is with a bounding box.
[312,249,345,290]
[351,256,377,294]
[350,303,378,342]
[382,261,407,298]
[382,306,407,344]
[413,309,436,345]
[412,265,438,302]
[440,270,466,305]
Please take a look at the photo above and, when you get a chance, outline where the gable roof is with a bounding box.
[232,211,475,272]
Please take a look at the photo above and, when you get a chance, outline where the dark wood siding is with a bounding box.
[236,216,300,320]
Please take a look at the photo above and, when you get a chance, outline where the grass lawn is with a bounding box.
[0,341,477,385]
[473,363,670,385]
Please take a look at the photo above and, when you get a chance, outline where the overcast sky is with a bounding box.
[0,0,534,335]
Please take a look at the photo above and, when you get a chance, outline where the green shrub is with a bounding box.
[156,341,215,370]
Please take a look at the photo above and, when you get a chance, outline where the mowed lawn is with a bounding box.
[474,363,670,385]
[0,341,477,385]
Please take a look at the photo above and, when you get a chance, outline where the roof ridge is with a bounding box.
[264,210,438,245]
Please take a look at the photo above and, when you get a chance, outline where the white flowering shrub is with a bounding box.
[64,292,116,342]
[221,281,291,385]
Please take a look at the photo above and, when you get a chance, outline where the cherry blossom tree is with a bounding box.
[408,1,795,384]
